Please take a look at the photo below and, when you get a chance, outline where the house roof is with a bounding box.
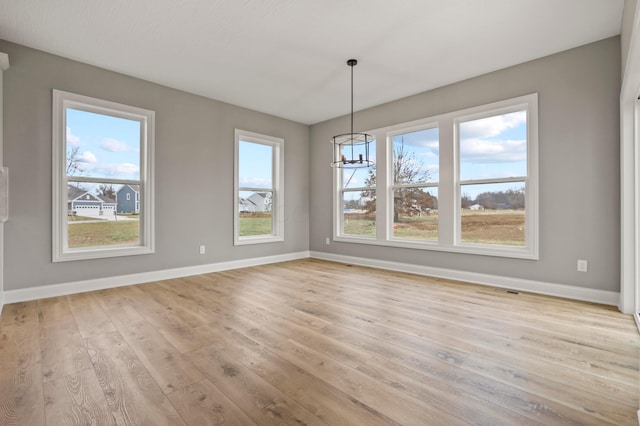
[68,184,115,203]
[67,184,87,201]
[97,194,116,204]
[117,184,140,193]
[0,1,623,124]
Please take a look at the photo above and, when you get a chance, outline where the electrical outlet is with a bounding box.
[577,259,588,272]
[199,245,206,255]
[325,237,330,245]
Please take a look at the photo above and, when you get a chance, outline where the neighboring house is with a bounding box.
[239,192,272,213]
[469,204,484,211]
[68,184,116,217]
[239,197,258,213]
[116,184,140,214]
[247,192,272,212]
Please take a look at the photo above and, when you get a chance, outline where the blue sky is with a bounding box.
[238,141,272,188]
[66,108,141,183]
[458,110,527,181]
[67,107,525,201]
[342,110,527,201]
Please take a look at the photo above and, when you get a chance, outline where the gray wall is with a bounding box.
[310,37,621,292]
[0,36,622,294]
[1,40,309,291]
[622,0,637,75]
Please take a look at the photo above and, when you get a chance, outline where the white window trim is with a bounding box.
[234,129,284,245]
[334,93,538,260]
[52,90,155,262]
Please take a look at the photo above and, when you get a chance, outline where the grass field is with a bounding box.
[239,213,273,236]
[68,210,524,248]
[460,210,525,245]
[68,219,140,248]
[344,210,525,246]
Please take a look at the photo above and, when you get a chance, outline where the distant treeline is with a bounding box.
[462,188,525,210]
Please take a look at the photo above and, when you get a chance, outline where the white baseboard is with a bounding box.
[3,249,621,308]
[634,313,640,335]
[3,251,310,304]
[310,251,620,306]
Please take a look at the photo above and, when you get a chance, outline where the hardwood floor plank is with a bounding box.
[167,379,257,426]
[0,307,45,425]
[194,321,402,426]
[37,297,75,329]
[0,301,39,328]
[67,293,116,339]
[0,259,637,425]
[43,369,112,426]
[217,309,470,425]
[108,305,204,394]
[0,362,46,426]
[40,323,93,383]
[319,287,639,386]
[103,285,217,353]
[85,331,185,425]
[187,341,329,426]
[0,322,41,368]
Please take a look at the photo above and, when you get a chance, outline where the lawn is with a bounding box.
[239,213,273,236]
[68,220,140,248]
[343,210,525,246]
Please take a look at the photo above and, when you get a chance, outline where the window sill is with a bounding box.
[333,235,538,260]
[53,244,154,263]
[234,235,284,246]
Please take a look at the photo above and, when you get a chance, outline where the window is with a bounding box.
[334,94,538,259]
[390,127,439,241]
[457,109,529,248]
[339,140,376,238]
[234,129,283,245]
[52,90,154,262]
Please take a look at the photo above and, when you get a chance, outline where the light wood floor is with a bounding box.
[0,259,638,425]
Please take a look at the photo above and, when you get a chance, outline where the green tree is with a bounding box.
[361,138,432,221]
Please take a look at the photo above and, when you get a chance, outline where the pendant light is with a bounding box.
[330,59,374,168]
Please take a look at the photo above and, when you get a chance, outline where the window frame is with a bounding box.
[234,129,284,245]
[52,89,155,262]
[335,139,377,240]
[388,123,440,243]
[333,93,538,259]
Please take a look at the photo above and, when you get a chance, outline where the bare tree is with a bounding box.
[66,146,81,176]
[97,184,116,200]
[361,138,433,221]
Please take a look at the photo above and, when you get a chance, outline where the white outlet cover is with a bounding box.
[577,260,588,272]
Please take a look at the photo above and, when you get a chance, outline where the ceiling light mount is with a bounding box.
[330,59,374,169]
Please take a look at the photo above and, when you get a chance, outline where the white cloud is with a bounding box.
[77,151,97,163]
[460,110,526,139]
[66,127,80,145]
[460,138,525,163]
[94,163,139,177]
[100,138,130,152]
[240,177,272,187]
[112,163,139,175]
[419,151,438,159]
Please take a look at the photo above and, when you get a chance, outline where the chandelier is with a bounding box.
[330,59,374,168]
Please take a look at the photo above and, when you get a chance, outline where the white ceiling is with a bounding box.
[0,0,624,125]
